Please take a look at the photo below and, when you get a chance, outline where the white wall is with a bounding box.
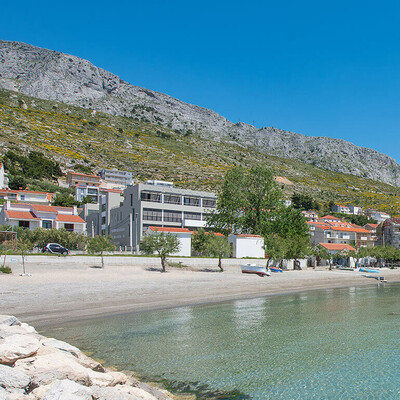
[228,235,265,258]
[172,233,192,257]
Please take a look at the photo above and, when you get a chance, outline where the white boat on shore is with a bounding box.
[241,263,270,277]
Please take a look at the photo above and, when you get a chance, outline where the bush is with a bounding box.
[0,266,12,274]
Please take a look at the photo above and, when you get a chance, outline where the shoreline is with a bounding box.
[2,258,400,328]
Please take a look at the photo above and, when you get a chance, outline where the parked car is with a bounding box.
[42,243,70,255]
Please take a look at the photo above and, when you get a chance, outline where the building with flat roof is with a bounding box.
[0,189,55,204]
[98,168,133,187]
[67,172,101,188]
[109,181,217,251]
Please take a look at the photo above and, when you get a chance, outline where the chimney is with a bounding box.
[73,205,78,215]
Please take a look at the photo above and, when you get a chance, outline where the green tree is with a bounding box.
[206,234,230,272]
[291,193,319,211]
[270,206,311,269]
[206,165,283,236]
[140,231,180,272]
[8,175,27,190]
[191,229,211,256]
[313,245,333,269]
[86,236,116,268]
[52,193,79,207]
[264,234,287,268]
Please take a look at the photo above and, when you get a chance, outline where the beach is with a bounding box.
[3,255,400,327]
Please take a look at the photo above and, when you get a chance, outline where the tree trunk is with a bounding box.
[101,251,104,269]
[329,259,332,270]
[22,253,26,275]
[2,254,6,268]
[266,258,271,268]
[161,255,166,272]
[218,256,223,272]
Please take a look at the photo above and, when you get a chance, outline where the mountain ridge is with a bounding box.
[1,39,400,186]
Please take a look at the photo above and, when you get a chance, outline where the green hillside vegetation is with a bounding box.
[1,88,400,215]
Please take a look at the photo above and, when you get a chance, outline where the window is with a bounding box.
[184,196,200,207]
[42,220,52,229]
[101,216,106,224]
[141,191,161,203]
[9,193,17,199]
[19,220,29,228]
[164,194,181,205]
[164,210,182,222]
[64,223,74,232]
[143,208,162,221]
[101,203,106,212]
[202,198,216,208]
[20,195,25,200]
[184,212,201,220]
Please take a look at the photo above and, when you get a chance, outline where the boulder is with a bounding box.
[14,350,126,387]
[0,334,40,365]
[42,339,81,358]
[0,316,20,327]
[41,379,92,400]
[0,364,31,391]
[0,324,38,339]
[91,385,161,400]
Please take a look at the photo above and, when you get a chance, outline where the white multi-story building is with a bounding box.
[108,181,217,251]
[98,168,133,187]
[75,184,100,204]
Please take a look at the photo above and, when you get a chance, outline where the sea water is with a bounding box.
[42,284,400,399]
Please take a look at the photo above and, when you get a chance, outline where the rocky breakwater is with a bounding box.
[0,315,173,400]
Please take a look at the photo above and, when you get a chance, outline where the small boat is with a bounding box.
[241,264,270,277]
[359,268,379,273]
[339,267,354,271]
[269,266,283,273]
[364,275,386,282]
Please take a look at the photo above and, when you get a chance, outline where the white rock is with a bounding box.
[41,339,81,358]
[41,379,92,400]
[92,385,161,400]
[0,334,40,364]
[0,364,31,390]
[0,324,38,339]
[14,350,126,387]
[0,316,20,327]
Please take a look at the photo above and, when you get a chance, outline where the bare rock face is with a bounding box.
[1,39,400,186]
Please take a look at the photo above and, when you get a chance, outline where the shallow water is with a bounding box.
[42,283,400,399]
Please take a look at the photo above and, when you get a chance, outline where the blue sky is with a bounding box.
[2,1,400,161]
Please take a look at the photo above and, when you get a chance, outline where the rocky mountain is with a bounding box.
[1,39,400,186]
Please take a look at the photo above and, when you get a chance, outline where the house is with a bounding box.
[108,180,217,251]
[331,204,351,214]
[0,201,86,233]
[347,205,363,215]
[0,163,7,189]
[363,223,379,242]
[308,216,374,248]
[67,172,101,188]
[228,234,265,258]
[319,243,356,255]
[364,209,390,223]
[98,168,133,187]
[302,210,319,222]
[379,218,400,248]
[0,189,55,205]
[145,226,193,257]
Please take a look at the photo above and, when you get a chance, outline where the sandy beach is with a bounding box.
[2,256,400,328]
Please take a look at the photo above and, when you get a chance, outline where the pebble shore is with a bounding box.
[0,315,173,400]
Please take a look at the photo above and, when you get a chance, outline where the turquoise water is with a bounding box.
[42,284,400,399]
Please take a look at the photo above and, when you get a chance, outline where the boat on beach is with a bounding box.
[241,263,270,277]
[359,268,379,273]
[269,266,283,273]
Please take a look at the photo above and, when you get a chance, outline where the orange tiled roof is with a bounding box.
[319,243,356,251]
[148,226,192,233]
[319,215,341,220]
[5,210,40,220]
[56,214,86,223]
